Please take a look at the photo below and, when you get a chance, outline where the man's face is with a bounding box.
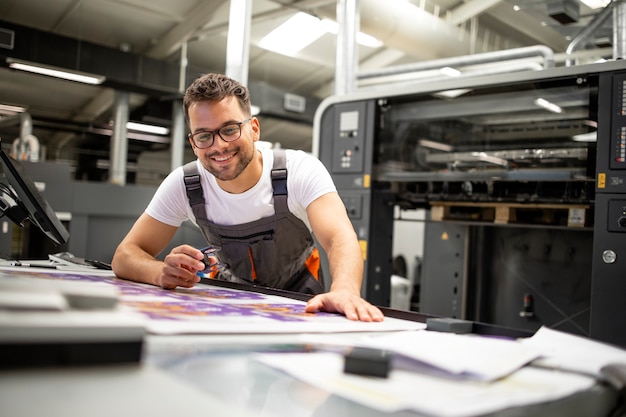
[187,97,260,184]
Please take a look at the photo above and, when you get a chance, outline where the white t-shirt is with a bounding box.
[145,147,337,231]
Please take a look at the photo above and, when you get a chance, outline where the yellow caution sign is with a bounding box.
[598,173,606,189]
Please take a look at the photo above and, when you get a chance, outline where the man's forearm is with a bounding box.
[112,245,162,286]
[326,236,364,295]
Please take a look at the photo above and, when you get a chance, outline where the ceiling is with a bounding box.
[0,0,618,183]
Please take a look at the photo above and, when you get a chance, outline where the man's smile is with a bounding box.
[210,151,237,163]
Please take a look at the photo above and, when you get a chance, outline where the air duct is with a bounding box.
[316,0,474,62]
[357,0,473,61]
[0,20,180,96]
[548,0,580,24]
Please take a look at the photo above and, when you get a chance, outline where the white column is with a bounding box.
[225,0,252,86]
[110,90,129,186]
[171,100,186,169]
[171,41,188,170]
[335,0,359,96]
[614,1,626,60]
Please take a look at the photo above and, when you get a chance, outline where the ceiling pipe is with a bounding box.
[358,45,555,82]
[11,112,39,162]
[357,61,544,94]
[614,0,626,60]
[565,0,622,66]
[19,112,32,139]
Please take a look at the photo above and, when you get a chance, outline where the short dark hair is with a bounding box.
[183,73,251,124]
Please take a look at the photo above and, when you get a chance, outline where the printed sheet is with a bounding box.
[0,268,425,335]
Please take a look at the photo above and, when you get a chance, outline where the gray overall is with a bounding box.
[183,150,325,295]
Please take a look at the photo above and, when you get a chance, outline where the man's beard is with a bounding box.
[201,146,254,181]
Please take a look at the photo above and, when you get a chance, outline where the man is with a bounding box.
[111,73,383,322]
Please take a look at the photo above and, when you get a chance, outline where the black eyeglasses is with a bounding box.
[188,118,252,149]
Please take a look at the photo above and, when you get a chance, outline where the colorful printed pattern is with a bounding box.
[1,269,331,322]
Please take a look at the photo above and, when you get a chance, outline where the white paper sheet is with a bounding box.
[304,330,540,381]
[368,331,541,380]
[255,351,595,416]
[520,326,626,377]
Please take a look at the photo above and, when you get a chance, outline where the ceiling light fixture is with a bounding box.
[580,0,610,9]
[6,58,106,85]
[259,12,327,56]
[126,121,169,135]
[259,12,383,56]
[0,103,26,115]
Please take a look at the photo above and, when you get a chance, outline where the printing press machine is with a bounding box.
[315,60,626,348]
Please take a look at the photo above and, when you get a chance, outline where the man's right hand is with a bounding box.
[160,244,206,289]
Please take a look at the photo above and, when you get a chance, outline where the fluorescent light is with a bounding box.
[580,0,610,9]
[126,121,169,135]
[7,58,105,85]
[259,12,327,56]
[534,97,563,114]
[0,103,26,115]
[259,12,383,56]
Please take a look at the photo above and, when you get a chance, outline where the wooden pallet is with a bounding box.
[430,201,590,227]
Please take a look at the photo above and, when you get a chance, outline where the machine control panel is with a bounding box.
[610,77,626,170]
[331,107,366,174]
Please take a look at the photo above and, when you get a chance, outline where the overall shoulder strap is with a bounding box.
[183,161,208,222]
[271,149,288,213]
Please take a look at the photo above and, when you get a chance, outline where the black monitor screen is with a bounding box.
[0,148,69,246]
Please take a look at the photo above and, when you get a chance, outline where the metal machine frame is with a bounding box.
[315,61,626,347]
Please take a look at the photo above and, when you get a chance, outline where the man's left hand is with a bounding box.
[305,291,384,322]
